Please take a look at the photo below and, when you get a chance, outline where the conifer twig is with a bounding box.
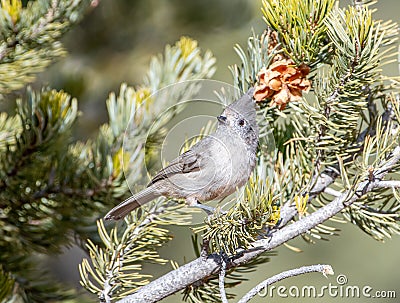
[237,264,334,303]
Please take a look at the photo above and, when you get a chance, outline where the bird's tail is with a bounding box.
[104,186,161,220]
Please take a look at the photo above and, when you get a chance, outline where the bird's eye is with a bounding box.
[238,119,245,126]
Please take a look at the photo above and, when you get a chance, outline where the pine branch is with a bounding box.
[278,95,400,228]
[115,146,400,303]
[261,0,335,66]
[0,0,95,93]
[0,88,78,190]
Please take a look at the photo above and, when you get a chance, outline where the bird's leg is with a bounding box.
[186,197,218,216]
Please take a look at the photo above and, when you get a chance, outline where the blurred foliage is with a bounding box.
[41,0,256,123]
[0,266,14,302]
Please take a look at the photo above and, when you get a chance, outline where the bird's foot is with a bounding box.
[262,218,283,241]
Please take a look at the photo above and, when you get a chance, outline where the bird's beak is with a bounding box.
[217,115,227,124]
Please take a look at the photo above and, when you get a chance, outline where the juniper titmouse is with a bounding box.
[105,88,259,220]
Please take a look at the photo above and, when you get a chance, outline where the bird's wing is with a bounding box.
[147,149,202,186]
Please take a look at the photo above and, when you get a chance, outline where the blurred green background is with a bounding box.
[39,0,400,302]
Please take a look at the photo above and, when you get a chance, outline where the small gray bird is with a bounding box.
[105,88,258,220]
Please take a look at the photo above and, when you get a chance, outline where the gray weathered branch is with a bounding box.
[219,258,229,303]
